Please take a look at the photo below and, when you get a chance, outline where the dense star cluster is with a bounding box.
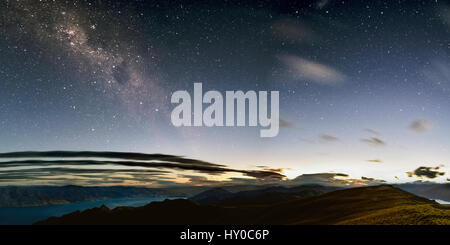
[0,0,449,186]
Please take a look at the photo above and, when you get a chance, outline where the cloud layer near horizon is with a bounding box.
[0,151,285,186]
[0,151,394,187]
[287,173,386,186]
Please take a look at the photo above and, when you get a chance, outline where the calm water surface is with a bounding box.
[0,196,175,225]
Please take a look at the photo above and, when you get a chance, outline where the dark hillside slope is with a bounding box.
[36,185,450,225]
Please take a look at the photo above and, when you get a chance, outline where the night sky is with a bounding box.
[0,0,449,186]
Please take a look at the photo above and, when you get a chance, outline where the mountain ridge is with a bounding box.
[35,185,450,225]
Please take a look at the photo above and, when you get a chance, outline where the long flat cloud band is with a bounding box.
[0,151,285,185]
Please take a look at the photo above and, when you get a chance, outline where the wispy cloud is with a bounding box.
[279,119,295,129]
[410,120,432,133]
[319,134,339,142]
[255,165,287,174]
[316,0,330,9]
[407,166,446,179]
[364,128,380,136]
[0,151,285,186]
[277,54,347,86]
[361,176,386,183]
[367,159,383,163]
[361,137,386,147]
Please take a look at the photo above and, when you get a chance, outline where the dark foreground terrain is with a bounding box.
[35,185,450,225]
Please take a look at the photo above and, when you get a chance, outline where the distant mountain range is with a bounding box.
[189,184,340,206]
[35,185,450,225]
[0,185,196,207]
[0,184,266,207]
[395,183,450,201]
[1,182,449,207]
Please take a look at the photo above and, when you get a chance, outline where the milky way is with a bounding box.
[0,0,449,186]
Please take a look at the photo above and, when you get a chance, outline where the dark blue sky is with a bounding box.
[0,0,449,185]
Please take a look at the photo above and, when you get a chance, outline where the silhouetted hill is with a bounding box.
[189,187,234,204]
[259,185,448,224]
[0,185,200,207]
[35,185,450,225]
[190,184,339,206]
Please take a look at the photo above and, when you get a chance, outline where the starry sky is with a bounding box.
[0,0,449,186]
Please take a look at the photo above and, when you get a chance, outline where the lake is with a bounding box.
[0,196,175,225]
[434,199,450,205]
